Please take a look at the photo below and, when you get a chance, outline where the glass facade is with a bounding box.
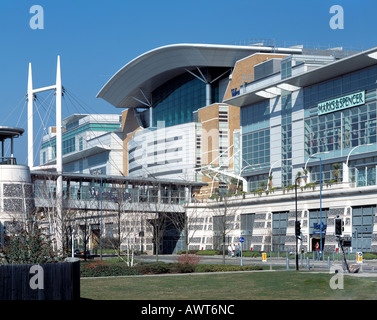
[303,65,377,185]
[303,66,377,110]
[152,73,207,128]
[349,155,377,187]
[240,59,377,190]
[42,122,120,157]
[281,59,292,80]
[241,100,270,168]
[305,103,377,158]
[281,91,292,187]
[304,66,377,160]
[241,100,270,191]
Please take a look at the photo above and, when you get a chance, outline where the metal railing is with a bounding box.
[0,157,17,165]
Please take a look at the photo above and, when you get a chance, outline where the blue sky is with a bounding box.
[0,0,376,165]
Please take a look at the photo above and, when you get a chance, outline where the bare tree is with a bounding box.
[171,200,210,255]
[210,195,239,264]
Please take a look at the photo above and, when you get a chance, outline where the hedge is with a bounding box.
[194,264,262,273]
[81,261,141,277]
[81,261,262,277]
[195,250,221,256]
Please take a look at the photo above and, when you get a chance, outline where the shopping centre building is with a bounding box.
[97,43,310,195]
[205,45,377,254]
[96,42,377,254]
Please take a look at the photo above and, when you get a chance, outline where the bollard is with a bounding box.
[286,257,290,270]
[306,257,310,270]
[328,256,330,270]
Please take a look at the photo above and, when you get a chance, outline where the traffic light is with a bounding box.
[295,221,301,237]
[335,218,343,236]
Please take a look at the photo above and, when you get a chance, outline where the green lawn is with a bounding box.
[80,270,377,300]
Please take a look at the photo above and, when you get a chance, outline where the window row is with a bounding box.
[305,103,377,156]
[304,65,377,108]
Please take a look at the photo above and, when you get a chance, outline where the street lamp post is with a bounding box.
[267,160,281,190]
[236,163,262,193]
[100,177,103,261]
[346,144,373,166]
[319,157,323,258]
[345,144,373,184]
[305,151,329,259]
[295,175,307,271]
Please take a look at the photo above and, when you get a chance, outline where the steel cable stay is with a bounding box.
[1,95,27,127]
[33,92,56,167]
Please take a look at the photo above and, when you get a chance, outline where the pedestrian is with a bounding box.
[231,243,235,257]
[315,242,320,261]
[235,243,240,257]
[228,244,232,257]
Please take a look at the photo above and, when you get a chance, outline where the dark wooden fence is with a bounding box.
[0,260,80,300]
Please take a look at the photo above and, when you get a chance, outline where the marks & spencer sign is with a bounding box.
[317,91,365,116]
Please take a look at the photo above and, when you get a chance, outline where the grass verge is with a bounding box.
[80,270,377,300]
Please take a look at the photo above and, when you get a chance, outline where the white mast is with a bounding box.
[27,56,64,253]
[55,56,63,253]
[27,63,34,169]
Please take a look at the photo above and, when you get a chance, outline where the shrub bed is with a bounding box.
[194,264,262,273]
[134,262,171,275]
[177,250,198,255]
[81,261,141,277]
[81,260,262,277]
[195,250,221,256]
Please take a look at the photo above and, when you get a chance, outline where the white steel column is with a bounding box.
[27,63,34,169]
[56,56,63,176]
[55,56,63,253]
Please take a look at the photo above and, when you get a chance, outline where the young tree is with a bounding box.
[210,195,239,264]
[179,200,210,255]
[332,163,341,182]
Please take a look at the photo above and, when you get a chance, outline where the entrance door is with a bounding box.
[311,237,325,251]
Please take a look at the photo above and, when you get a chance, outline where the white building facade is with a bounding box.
[40,114,123,176]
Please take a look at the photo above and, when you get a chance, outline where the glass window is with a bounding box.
[152,73,206,127]
[304,65,377,109]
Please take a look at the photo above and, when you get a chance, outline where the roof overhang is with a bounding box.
[97,43,302,109]
[0,126,24,141]
[225,46,377,107]
[62,114,88,126]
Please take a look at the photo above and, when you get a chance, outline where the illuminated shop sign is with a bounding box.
[317,91,365,116]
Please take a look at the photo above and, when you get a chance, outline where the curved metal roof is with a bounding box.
[0,126,24,141]
[97,43,302,109]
